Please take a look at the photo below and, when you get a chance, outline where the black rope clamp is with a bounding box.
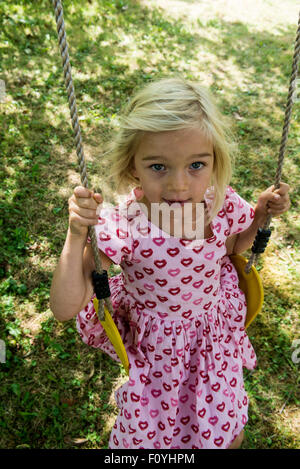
[91,270,111,300]
[251,228,271,254]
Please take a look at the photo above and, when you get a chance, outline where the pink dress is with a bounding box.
[76,185,257,449]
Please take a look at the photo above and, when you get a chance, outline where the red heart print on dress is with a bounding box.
[179,394,189,404]
[198,408,206,418]
[194,264,205,272]
[163,383,172,392]
[130,392,140,402]
[153,237,165,246]
[180,416,190,425]
[182,292,192,301]
[204,251,214,260]
[151,389,162,398]
[181,435,191,444]
[134,270,144,279]
[192,245,204,254]
[145,300,156,309]
[157,295,168,303]
[138,421,148,431]
[207,235,217,244]
[222,422,230,432]
[163,436,172,445]
[202,429,211,440]
[238,213,246,224]
[204,284,213,294]
[168,268,180,277]
[116,228,128,239]
[226,202,234,213]
[147,431,156,440]
[97,216,105,225]
[99,232,111,241]
[208,416,218,426]
[150,409,159,418]
[168,417,175,426]
[140,396,149,406]
[154,259,167,269]
[155,278,167,286]
[180,239,192,246]
[141,248,153,258]
[133,437,143,446]
[217,402,225,412]
[214,437,224,447]
[167,247,179,257]
[181,275,193,284]
[143,267,154,275]
[182,310,192,319]
[191,424,199,434]
[205,269,215,277]
[181,258,193,267]
[104,247,117,257]
[193,280,203,289]
[158,421,166,431]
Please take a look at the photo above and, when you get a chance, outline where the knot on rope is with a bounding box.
[251,228,272,254]
[92,270,111,300]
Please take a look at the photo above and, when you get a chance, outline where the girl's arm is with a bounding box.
[50,228,112,321]
[232,182,290,255]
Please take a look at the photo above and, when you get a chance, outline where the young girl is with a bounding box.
[50,77,290,449]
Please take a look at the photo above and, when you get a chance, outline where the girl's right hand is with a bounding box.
[68,186,103,237]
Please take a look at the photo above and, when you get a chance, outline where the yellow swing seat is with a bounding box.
[93,297,130,375]
[230,254,264,328]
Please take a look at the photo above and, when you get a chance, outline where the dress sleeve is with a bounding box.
[87,204,133,265]
[224,186,255,236]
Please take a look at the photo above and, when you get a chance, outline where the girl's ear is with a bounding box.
[130,159,139,180]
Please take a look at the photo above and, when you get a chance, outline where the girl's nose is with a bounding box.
[167,170,189,194]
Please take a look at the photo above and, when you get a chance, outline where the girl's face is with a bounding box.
[132,128,214,211]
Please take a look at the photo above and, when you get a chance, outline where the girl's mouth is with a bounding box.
[162,198,191,206]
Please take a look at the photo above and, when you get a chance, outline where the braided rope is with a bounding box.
[245,11,300,273]
[52,0,114,320]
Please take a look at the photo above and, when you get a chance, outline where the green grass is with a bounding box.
[0,0,299,449]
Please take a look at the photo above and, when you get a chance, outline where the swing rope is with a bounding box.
[245,10,300,273]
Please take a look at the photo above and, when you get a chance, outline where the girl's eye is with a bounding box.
[190,162,204,170]
[150,164,165,172]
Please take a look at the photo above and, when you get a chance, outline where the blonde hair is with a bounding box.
[107,77,236,224]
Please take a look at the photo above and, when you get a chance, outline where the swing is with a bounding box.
[51,0,300,374]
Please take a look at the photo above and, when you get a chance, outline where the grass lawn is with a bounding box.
[0,0,299,449]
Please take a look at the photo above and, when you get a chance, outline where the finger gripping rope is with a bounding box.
[251,228,272,254]
[92,270,111,300]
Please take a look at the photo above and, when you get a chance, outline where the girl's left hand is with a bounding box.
[255,182,291,220]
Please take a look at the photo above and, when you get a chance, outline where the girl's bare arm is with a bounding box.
[50,229,112,321]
